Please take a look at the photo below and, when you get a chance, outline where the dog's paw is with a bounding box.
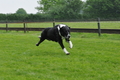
[66,53,70,55]
[36,44,39,46]
[69,46,73,49]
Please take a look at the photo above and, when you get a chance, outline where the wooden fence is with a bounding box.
[0,20,120,36]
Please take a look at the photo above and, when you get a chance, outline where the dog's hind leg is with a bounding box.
[36,37,45,46]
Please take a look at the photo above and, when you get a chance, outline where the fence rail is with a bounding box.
[0,27,120,34]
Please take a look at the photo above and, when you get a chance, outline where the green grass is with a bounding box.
[0,21,120,29]
[0,31,120,80]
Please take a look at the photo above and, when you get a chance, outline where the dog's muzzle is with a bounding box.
[65,34,70,42]
[67,34,70,38]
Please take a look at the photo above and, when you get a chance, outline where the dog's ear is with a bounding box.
[60,27,64,30]
[59,27,63,32]
[69,27,70,29]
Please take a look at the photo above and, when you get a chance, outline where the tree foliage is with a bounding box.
[16,8,27,14]
[36,0,83,19]
[84,0,120,18]
[1,0,120,22]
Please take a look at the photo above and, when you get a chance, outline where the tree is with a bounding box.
[0,14,7,20]
[16,8,27,14]
[36,0,83,19]
[84,0,120,18]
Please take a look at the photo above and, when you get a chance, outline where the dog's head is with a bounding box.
[57,24,71,42]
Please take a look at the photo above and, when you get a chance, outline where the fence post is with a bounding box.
[23,20,26,33]
[53,18,55,27]
[97,18,101,36]
[6,21,8,32]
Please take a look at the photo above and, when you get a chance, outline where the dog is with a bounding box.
[36,24,73,55]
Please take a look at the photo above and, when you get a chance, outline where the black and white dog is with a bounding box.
[36,24,73,55]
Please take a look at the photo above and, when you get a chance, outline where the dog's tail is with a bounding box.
[38,36,41,38]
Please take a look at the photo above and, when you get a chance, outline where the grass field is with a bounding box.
[0,31,120,80]
[0,21,120,29]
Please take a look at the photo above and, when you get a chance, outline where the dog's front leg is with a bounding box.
[65,38,73,49]
[69,40,73,48]
[58,39,70,55]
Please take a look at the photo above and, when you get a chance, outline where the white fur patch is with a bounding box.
[57,24,66,36]
[63,48,69,54]
[69,41,73,48]
[57,27,61,36]
[59,24,66,28]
